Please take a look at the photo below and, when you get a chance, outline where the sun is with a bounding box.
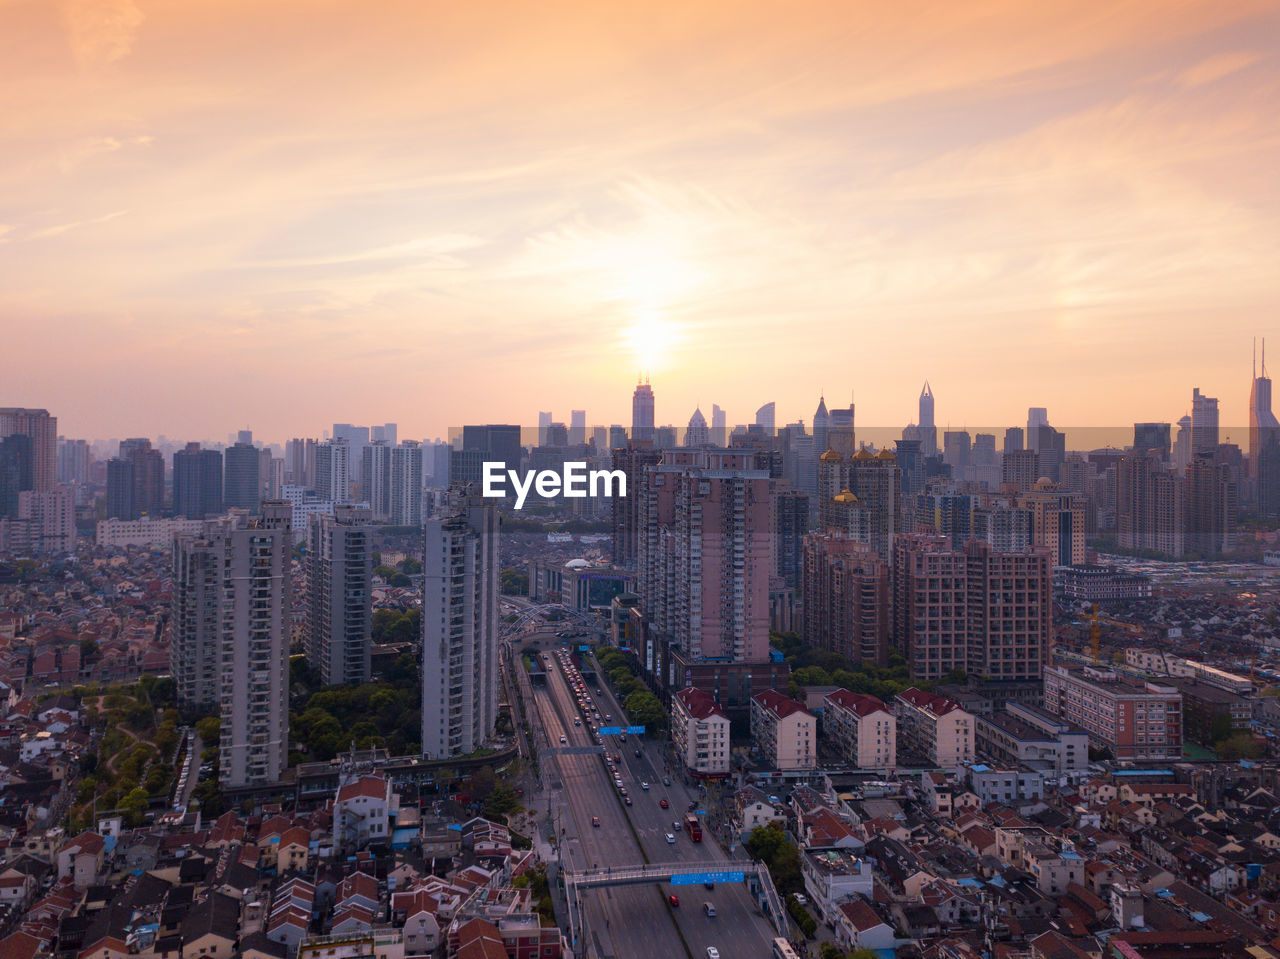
[602,234,700,371]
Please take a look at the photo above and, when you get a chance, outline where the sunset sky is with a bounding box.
[3,0,1278,444]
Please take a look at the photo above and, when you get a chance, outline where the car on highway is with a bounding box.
[668,894,679,907]
[703,903,716,917]
[663,777,671,786]
[634,749,642,757]
[659,799,669,808]
[706,948,720,959]
[665,833,676,844]
[641,782,649,790]
[793,893,808,906]
[560,736,567,744]
[592,816,600,827]
[624,796,633,806]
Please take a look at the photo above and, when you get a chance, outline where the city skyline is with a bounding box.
[3,1,1278,439]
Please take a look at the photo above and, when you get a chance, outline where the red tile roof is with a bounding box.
[825,689,890,717]
[336,775,387,803]
[752,688,810,719]
[674,687,727,720]
[896,687,962,716]
[839,898,886,933]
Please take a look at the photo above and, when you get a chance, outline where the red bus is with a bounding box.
[684,813,702,842]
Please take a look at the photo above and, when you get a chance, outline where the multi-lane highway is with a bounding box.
[522,632,780,959]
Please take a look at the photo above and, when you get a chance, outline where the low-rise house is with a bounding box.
[800,848,873,920]
[55,832,104,889]
[731,787,784,836]
[835,897,895,953]
[334,774,395,853]
[179,892,240,959]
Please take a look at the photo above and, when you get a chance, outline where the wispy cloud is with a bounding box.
[29,209,128,239]
[60,0,144,68]
[1179,51,1263,88]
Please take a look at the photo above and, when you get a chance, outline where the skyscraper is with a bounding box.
[315,439,351,502]
[1184,452,1236,556]
[1133,423,1171,460]
[223,502,292,787]
[1016,478,1086,566]
[828,402,856,456]
[891,532,967,681]
[685,407,709,446]
[609,442,662,568]
[1026,408,1049,450]
[569,410,587,446]
[918,382,937,456]
[1249,339,1280,517]
[173,443,224,519]
[56,438,90,486]
[390,440,423,526]
[0,434,33,518]
[813,396,830,453]
[1002,427,1024,453]
[172,506,292,787]
[755,402,776,437]
[333,424,371,482]
[223,441,262,513]
[1172,415,1193,470]
[0,408,57,493]
[892,533,1051,683]
[461,424,523,474]
[772,483,810,589]
[285,437,316,488]
[711,404,727,447]
[172,520,228,713]
[17,487,75,553]
[802,532,888,666]
[632,378,655,442]
[1033,425,1066,483]
[371,422,398,445]
[105,457,135,519]
[104,439,164,519]
[847,448,901,561]
[637,449,771,662]
[422,492,499,759]
[1116,450,1184,557]
[306,505,374,686]
[1191,388,1219,454]
[362,439,392,520]
[537,411,553,447]
[962,539,1052,683]
[943,431,971,471]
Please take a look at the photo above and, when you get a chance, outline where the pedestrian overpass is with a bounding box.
[561,859,790,951]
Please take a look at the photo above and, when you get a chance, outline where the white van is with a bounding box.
[703,902,716,917]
